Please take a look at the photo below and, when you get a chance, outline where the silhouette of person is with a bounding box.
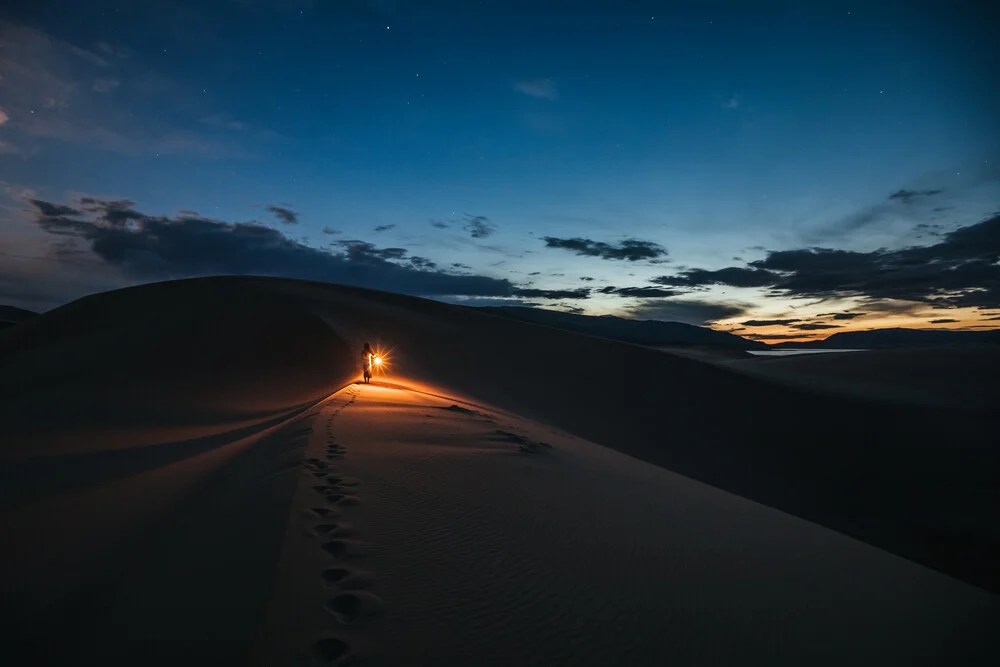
[362,342,374,382]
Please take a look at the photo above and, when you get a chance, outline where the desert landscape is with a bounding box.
[3,1,998,663]
[1,276,997,665]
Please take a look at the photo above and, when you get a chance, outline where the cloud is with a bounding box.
[0,20,249,158]
[722,94,740,109]
[513,78,558,101]
[463,215,496,239]
[580,276,594,282]
[24,198,538,302]
[92,78,120,93]
[625,299,749,325]
[742,318,802,327]
[929,318,959,324]
[654,266,774,287]
[888,189,944,204]
[790,323,842,330]
[649,212,1000,310]
[409,256,437,270]
[598,286,679,298]
[983,315,1000,321]
[0,107,8,125]
[430,220,449,229]
[322,226,341,235]
[543,236,668,262]
[374,224,396,233]
[743,333,819,341]
[29,199,82,217]
[512,287,591,300]
[830,312,865,320]
[267,205,298,225]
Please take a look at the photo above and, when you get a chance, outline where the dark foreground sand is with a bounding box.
[1,276,997,665]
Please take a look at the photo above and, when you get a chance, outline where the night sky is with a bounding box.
[2,0,998,341]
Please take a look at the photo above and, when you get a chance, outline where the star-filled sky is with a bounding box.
[2,0,998,341]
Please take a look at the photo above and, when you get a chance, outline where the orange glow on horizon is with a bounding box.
[711,307,1000,345]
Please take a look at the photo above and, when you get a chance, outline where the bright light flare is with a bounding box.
[374,355,383,366]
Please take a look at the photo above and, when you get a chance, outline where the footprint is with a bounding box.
[314,523,353,537]
[325,591,384,624]
[322,568,375,590]
[312,472,328,478]
[336,495,360,506]
[311,508,334,517]
[321,539,368,558]
[324,493,345,503]
[313,637,351,663]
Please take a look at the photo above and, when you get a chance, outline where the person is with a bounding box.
[362,342,374,383]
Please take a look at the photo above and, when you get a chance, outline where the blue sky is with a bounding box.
[1,0,998,339]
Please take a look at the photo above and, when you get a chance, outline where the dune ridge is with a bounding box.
[0,276,997,664]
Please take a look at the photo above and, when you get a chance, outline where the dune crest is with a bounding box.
[0,277,996,663]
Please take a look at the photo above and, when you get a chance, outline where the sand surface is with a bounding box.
[1,276,997,664]
[254,380,997,666]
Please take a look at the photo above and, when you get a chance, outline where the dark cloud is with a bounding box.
[888,188,943,204]
[929,318,959,324]
[598,286,679,298]
[743,333,819,340]
[27,198,530,299]
[266,205,298,225]
[543,236,667,262]
[30,200,83,217]
[409,256,437,270]
[983,315,1000,321]
[81,197,135,211]
[742,318,802,327]
[791,323,842,330]
[322,226,341,235]
[332,240,407,262]
[512,287,591,300]
[430,220,450,229]
[463,215,496,239]
[626,299,748,326]
[654,267,775,288]
[580,276,594,281]
[374,224,396,233]
[647,212,1000,310]
[451,262,472,270]
[831,312,865,320]
[527,271,541,276]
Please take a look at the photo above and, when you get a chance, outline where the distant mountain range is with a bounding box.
[477,306,768,349]
[770,327,1000,349]
[478,306,1000,351]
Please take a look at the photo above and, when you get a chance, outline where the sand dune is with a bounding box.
[1,276,997,664]
[716,345,1000,414]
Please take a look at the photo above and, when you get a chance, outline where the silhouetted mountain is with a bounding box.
[478,306,767,349]
[772,327,1000,349]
